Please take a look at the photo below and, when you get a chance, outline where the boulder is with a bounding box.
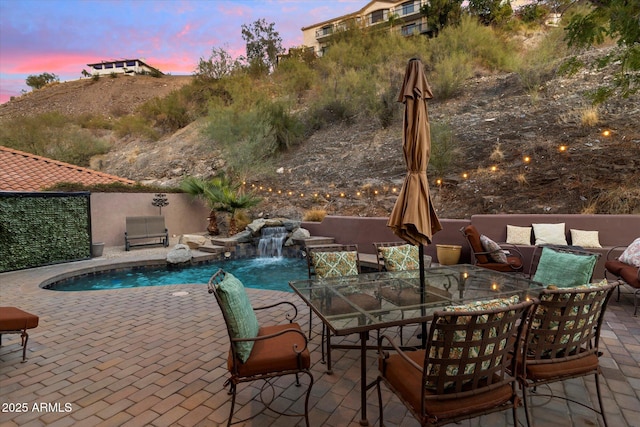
[167,244,192,264]
[179,234,207,249]
[286,227,310,246]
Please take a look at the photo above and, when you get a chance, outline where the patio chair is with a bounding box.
[460,225,524,273]
[376,297,534,427]
[604,243,640,315]
[514,281,618,427]
[305,244,381,372]
[373,241,437,344]
[0,307,39,362]
[529,244,600,287]
[207,269,313,427]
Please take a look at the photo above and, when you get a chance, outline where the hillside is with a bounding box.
[1,53,639,221]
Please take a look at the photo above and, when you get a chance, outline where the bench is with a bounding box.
[124,216,169,251]
[0,307,39,362]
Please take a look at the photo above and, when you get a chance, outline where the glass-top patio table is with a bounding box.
[289,264,543,426]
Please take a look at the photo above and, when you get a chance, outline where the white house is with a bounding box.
[87,59,163,77]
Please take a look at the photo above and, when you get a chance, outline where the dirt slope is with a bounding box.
[1,56,638,220]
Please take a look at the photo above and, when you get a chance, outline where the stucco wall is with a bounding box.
[90,193,210,247]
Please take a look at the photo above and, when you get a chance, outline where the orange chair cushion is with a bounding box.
[381,349,514,421]
[605,260,640,288]
[229,322,311,377]
[524,353,599,380]
[0,307,39,331]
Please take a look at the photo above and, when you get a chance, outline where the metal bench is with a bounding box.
[124,216,169,251]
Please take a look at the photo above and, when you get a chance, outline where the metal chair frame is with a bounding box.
[516,282,618,427]
[208,269,314,426]
[376,299,534,427]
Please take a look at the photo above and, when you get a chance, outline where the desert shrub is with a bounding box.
[139,90,192,132]
[580,106,599,126]
[430,15,518,73]
[431,51,473,99]
[113,115,159,140]
[259,101,305,152]
[0,112,109,166]
[303,209,327,222]
[514,27,568,94]
[429,121,458,177]
[272,58,316,102]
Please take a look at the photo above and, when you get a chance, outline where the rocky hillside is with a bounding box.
[1,49,638,220]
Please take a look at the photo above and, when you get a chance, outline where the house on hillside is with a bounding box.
[301,1,430,57]
[300,0,539,57]
[87,59,163,77]
[0,146,135,191]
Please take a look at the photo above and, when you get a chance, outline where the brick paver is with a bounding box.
[1,247,639,426]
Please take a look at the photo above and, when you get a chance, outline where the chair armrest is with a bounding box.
[606,245,628,261]
[377,334,423,374]
[253,301,299,323]
[497,243,524,259]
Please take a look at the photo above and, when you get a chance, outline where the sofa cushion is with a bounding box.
[506,225,532,245]
[532,247,597,287]
[480,234,508,263]
[619,237,640,268]
[532,223,567,246]
[216,272,260,363]
[570,229,602,248]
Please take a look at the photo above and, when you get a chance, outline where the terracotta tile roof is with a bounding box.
[0,145,136,191]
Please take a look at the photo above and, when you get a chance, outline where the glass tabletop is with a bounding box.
[289,264,543,336]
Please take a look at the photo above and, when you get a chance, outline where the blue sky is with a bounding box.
[0,0,361,104]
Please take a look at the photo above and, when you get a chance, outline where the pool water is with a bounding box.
[47,257,308,292]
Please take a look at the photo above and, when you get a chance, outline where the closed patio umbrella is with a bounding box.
[387,58,442,346]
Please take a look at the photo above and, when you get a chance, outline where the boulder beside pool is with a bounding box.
[167,244,192,264]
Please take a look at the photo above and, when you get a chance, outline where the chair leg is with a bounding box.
[227,382,237,427]
[521,386,533,427]
[308,307,313,339]
[376,377,384,427]
[595,373,609,427]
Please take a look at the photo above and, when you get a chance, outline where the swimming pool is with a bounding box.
[45,257,308,292]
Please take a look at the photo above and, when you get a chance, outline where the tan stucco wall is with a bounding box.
[90,193,210,247]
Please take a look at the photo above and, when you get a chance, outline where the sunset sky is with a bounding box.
[0,0,361,104]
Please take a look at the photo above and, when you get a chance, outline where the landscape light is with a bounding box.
[436,179,442,186]
[462,172,468,179]
[559,145,567,152]
[523,156,531,163]
[491,165,497,172]
[340,192,345,197]
[374,190,379,195]
[602,129,611,137]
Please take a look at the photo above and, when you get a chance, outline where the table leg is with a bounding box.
[359,330,369,426]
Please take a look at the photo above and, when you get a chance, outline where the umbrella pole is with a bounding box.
[419,244,427,348]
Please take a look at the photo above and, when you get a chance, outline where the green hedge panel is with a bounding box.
[0,192,91,272]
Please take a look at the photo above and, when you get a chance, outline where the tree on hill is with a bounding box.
[25,72,59,90]
[241,18,284,74]
[564,0,639,100]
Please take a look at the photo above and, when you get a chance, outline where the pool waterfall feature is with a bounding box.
[257,226,288,257]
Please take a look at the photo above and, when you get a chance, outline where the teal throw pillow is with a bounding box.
[532,247,597,288]
[217,272,260,363]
